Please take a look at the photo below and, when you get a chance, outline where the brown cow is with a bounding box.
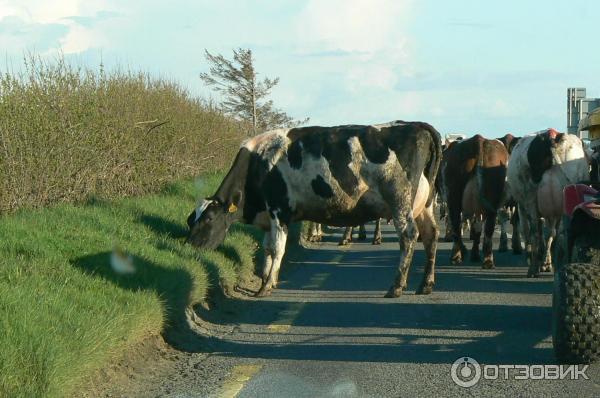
[443,135,509,268]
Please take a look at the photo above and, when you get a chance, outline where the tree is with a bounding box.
[200,48,307,135]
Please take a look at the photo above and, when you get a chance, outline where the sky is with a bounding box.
[0,0,598,137]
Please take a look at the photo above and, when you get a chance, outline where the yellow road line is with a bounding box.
[330,252,345,263]
[302,272,330,288]
[266,324,292,333]
[219,364,263,398]
[266,301,304,332]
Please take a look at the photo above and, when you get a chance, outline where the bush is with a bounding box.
[0,55,248,213]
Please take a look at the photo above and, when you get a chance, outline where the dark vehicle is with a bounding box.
[552,183,600,363]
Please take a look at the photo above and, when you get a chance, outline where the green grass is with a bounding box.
[0,172,262,398]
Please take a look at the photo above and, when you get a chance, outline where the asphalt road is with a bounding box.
[129,223,600,398]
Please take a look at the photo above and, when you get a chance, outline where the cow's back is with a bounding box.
[267,122,441,225]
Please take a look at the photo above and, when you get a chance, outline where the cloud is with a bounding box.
[282,0,418,123]
[0,15,68,53]
[0,0,119,54]
[295,0,413,55]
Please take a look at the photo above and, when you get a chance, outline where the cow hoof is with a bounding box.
[358,233,367,241]
[470,252,481,263]
[451,256,463,265]
[482,260,495,269]
[255,286,272,297]
[416,283,434,295]
[372,238,382,245]
[338,239,350,246]
[541,263,553,273]
[384,286,403,298]
[498,243,508,252]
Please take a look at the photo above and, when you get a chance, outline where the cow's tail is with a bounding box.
[421,123,443,207]
[477,139,507,212]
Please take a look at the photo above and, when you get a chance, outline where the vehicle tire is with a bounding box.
[552,261,600,364]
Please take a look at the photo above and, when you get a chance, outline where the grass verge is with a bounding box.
[0,172,262,398]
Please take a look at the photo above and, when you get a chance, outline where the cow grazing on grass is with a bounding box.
[187,121,442,297]
[443,135,509,268]
[507,129,589,277]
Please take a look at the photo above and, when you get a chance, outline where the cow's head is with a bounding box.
[187,193,242,249]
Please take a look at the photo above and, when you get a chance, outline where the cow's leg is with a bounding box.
[385,209,418,298]
[470,216,482,262]
[338,226,353,246]
[415,203,439,294]
[372,219,382,245]
[307,222,321,242]
[482,210,497,269]
[448,190,467,264]
[443,209,454,242]
[518,203,533,269]
[439,202,453,242]
[358,224,367,241]
[315,223,323,241]
[533,217,547,276]
[511,206,523,254]
[521,206,541,278]
[260,233,273,285]
[463,217,470,239]
[541,218,558,272]
[498,207,510,252]
[256,218,288,297]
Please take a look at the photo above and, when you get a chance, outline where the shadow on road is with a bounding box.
[194,302,552,365]
[181,239,554,365]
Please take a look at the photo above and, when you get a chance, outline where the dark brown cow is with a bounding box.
[443,135,509,268]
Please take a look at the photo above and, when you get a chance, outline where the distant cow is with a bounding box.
[187,121,442,297]
[507,129,589,277]
[339,219,382,246]
[305,221,382,245]
[443,135,509,268]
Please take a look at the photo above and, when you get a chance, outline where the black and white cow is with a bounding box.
[507,129,589,277]
[187,121,442,297]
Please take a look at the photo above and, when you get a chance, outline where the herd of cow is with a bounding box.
[186,121,590,298]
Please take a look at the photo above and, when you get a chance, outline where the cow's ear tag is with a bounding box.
[228,203,238,213]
